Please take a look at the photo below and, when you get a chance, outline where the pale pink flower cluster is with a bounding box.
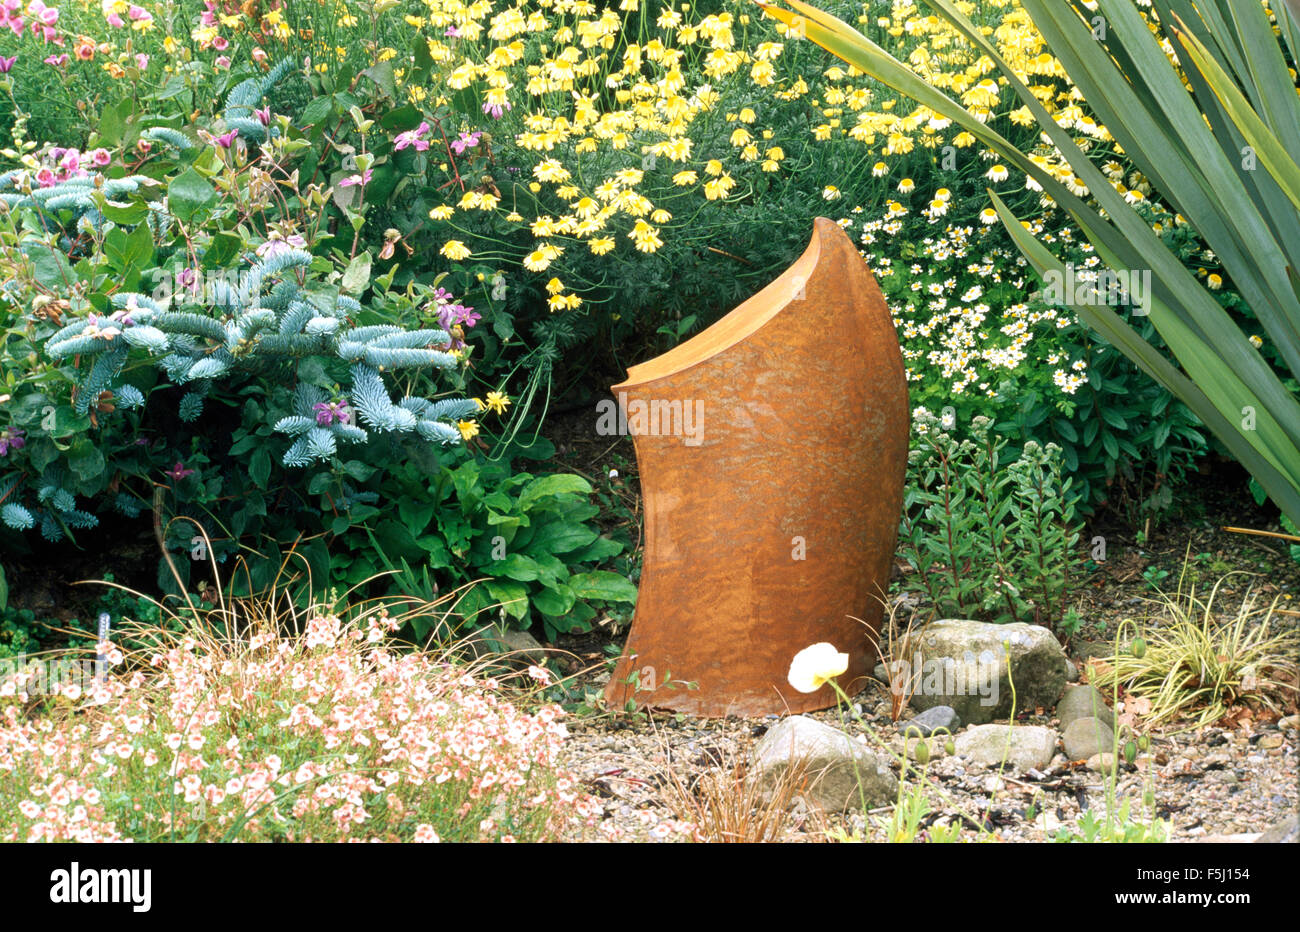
[2,0,59,42]
[0,612,603,842]
[27,144,113,188]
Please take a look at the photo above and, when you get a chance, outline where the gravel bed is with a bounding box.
[555,678,1298,843]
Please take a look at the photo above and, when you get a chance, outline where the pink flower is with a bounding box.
[214,55,230,69]
[43,53,68,67]
[135,53,148,69]
[1,0,23,37]
[25,0,57,41]
[312,400,351,427]
[164,461,195,481]
[338,168,372,188]
[450,131,481,155]
[27,0,56,25]
[394,122,431,152]
[0,56,15,73]
[89,147,111,167]
[214,129,239,149]
[212,35,228,51]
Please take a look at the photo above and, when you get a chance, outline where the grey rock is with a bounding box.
[952,724,1058,772]
[1086,752,1118,774]
[1063,716,1116,761]
[464,624,548,666]
[1071,639,1113,662]
[1065,659,1079,682]
[1056,684,1116,731]
[1256,815,1299,843]
[895,619,1068,724]
[752,715,897,811]
[899,705,961,738]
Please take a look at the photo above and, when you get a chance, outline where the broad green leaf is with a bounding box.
[568,570,637,603]
[524,519,598,556]
[485,580,529,621]
[168,167,218,225]
[249,448,271,489]
[488,553,545,583]
[341,251,371,295]
[517,474,592,511]
[532,584,576,617]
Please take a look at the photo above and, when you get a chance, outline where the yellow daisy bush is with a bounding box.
[60,0,1207,425]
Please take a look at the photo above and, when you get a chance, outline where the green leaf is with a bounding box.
[249,448,271,489]
[570,536,624,563]
[23,243,74,290]
[1101,430,1119,461]
[341,251,371,295]
[99,105,125,147]
[484,580,529,621]
[362,62,398,101]
[373,519,423,562]
[489,553,546,583]
[204,232,243,269]
[340,460,376,483]
[100,200,150,226]
[568,570,637,603]
[168,167,218,225]
[524,519,598,556]
[299,96,333,127]
[1052,419,1078,443]
[517,474,592,510]
[532,583,576,617]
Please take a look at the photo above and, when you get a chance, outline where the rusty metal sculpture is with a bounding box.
[604,217,909,717]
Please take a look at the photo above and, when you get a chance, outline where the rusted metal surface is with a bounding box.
[605,218,909,717]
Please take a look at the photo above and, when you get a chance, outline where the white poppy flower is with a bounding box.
[787,643,849,693]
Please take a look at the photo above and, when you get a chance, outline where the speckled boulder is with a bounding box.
[891,619,1068,724]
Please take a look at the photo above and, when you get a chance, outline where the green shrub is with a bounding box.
[0,57,633,629]
[898,410,1084,633]
[369,457,637,642]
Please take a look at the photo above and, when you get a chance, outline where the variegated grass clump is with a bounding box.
[1091,569,1300,732]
